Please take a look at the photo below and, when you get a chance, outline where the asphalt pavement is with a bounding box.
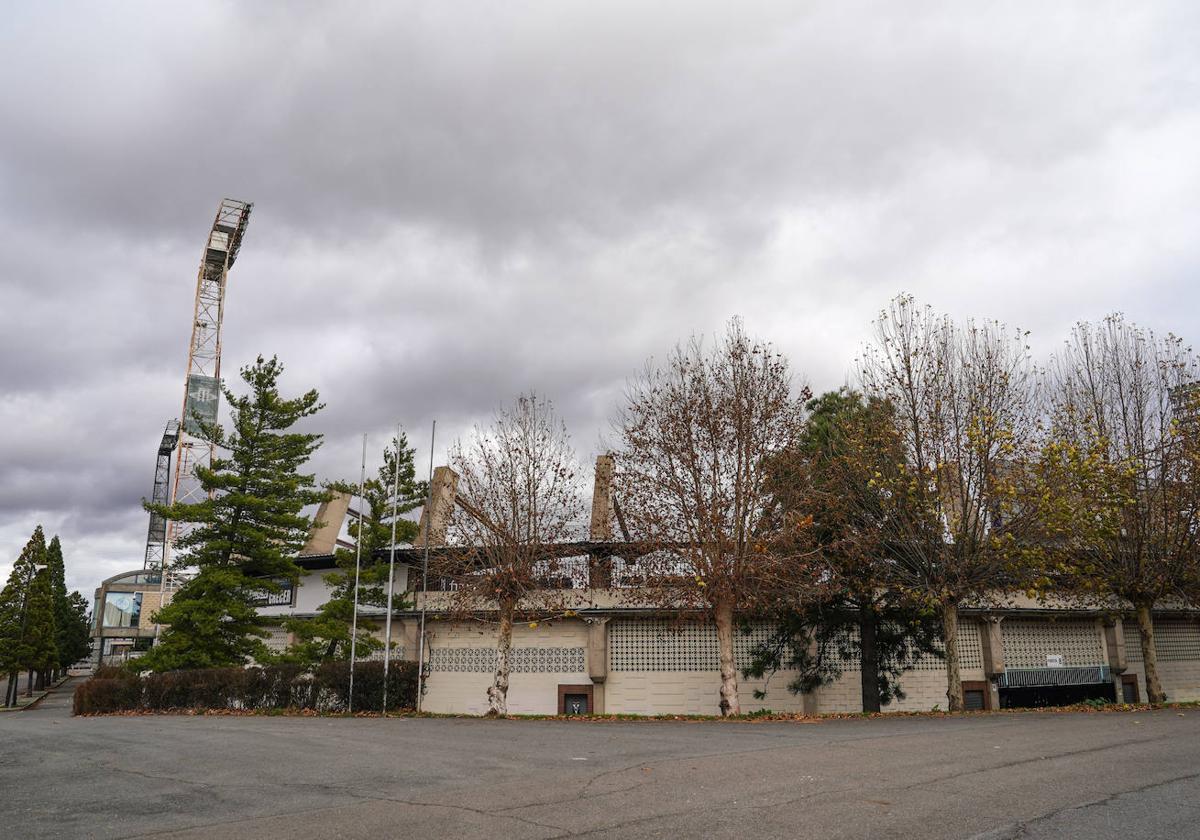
[1,682,1198,839]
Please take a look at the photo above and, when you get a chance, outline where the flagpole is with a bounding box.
[416,420,436,713]
[382,422,401,714]
[348,434,366,714]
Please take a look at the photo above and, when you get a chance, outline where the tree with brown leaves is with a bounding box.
[1041,315,1200,703]
[434,394,585,716]
[614,319,811,716]
[856,296,1042,710]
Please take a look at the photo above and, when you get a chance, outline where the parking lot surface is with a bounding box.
[2,683,1199,839]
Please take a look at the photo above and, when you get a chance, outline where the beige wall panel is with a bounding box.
[420,619,590,715]
[604,670,808,716]
[138,591,163,628]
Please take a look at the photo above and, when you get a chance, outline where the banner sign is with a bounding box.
[183,374,220,436]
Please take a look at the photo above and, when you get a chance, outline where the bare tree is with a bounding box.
[857,295,1041,711]
[1042,315,1200,703]
[615,319,810,716]
[435,394,585,716]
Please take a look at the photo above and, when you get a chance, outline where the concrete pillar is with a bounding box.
[396,618,419,661]
[302,491,352,555]
[588,455,615,588]
[980,616,1005,710]
[1104,618,1128,699]
[414,466,459,548]
[587,618,609,713]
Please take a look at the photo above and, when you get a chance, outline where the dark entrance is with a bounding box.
[999,682,1116,709]
[557,683,594,715]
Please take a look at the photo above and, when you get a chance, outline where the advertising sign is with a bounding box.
[183,374,220,435]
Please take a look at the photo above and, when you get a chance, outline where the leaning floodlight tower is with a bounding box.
[142,419,180,572]
[160,199,253,591]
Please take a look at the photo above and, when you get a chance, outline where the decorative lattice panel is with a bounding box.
[1126,629,1143,662]
[354,646,406,662]
[609,620,777,672]
[820,620,980,672]
[262,627,290,655]
[956,620,984,671]
[1151,620,1200,662]
[430,646,584,673]
[1001,619,1105,668]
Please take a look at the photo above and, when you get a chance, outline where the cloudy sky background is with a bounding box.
[2,1,1199,597]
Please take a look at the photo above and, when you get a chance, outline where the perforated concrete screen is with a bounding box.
[1148,620,1200,661]
[819,619,982,672]
[262,627,290,656]
[430,646,585,673]
[1126,630,1143,662]
[1001,619,1105,668]
[609,620,777,672]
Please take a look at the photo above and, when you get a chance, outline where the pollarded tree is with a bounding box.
[140,355,326,671]
[1042,315,1200,703]
[286,435,426,665]
[615,319,811,716]
[857,296,1043,711]
[433,394,585,716]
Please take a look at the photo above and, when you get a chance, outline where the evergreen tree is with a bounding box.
[140,355,326,671]
[285,435,426,665]
[60,591,93,669]
[45,536,71,679]
[25,565,58,691]
[748,390,941,711]
[1,527,55,703]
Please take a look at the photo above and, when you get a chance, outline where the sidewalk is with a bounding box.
[0,675,76,712]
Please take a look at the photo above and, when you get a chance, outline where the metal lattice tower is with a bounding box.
[162,199,253,587]
[142,419,180,572]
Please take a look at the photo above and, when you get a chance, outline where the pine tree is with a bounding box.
[140,355,326,671]
[749,390,942,712]
[285,435,426,665]
[44,536,72,679]
[1,530,48,700]
[24,566,58,692]
[61,591,93,670]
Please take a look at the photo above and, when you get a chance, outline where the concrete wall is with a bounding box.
[415,615,986,716]
[420,619,591,715]
[1124,618,1200,702]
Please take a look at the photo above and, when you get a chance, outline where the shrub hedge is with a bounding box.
[73,661,417,716]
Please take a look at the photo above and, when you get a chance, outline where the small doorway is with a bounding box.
[558,684,594,715]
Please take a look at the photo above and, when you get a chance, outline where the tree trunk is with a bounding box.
[487,598,515,716]
[1135,602,1165,703]
[859,605,881,713]
[942,603,963,711]
[714,598,740,716]
[25,668,34,698]
[35,670,45,691]
[4,672,16,707]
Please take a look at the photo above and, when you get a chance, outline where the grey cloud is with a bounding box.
[2,1,1199,595]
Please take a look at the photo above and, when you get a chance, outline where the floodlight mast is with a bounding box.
[142,419,180,572]
[161,199,252,591]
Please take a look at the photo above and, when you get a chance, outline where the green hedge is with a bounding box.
[73,661,417,715]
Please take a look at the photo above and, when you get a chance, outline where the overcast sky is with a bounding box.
[2,1,1198,598]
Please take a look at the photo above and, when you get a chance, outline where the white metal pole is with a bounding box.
[348,434,367,714]
[415,420,436,713]
[382,422,401,714]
